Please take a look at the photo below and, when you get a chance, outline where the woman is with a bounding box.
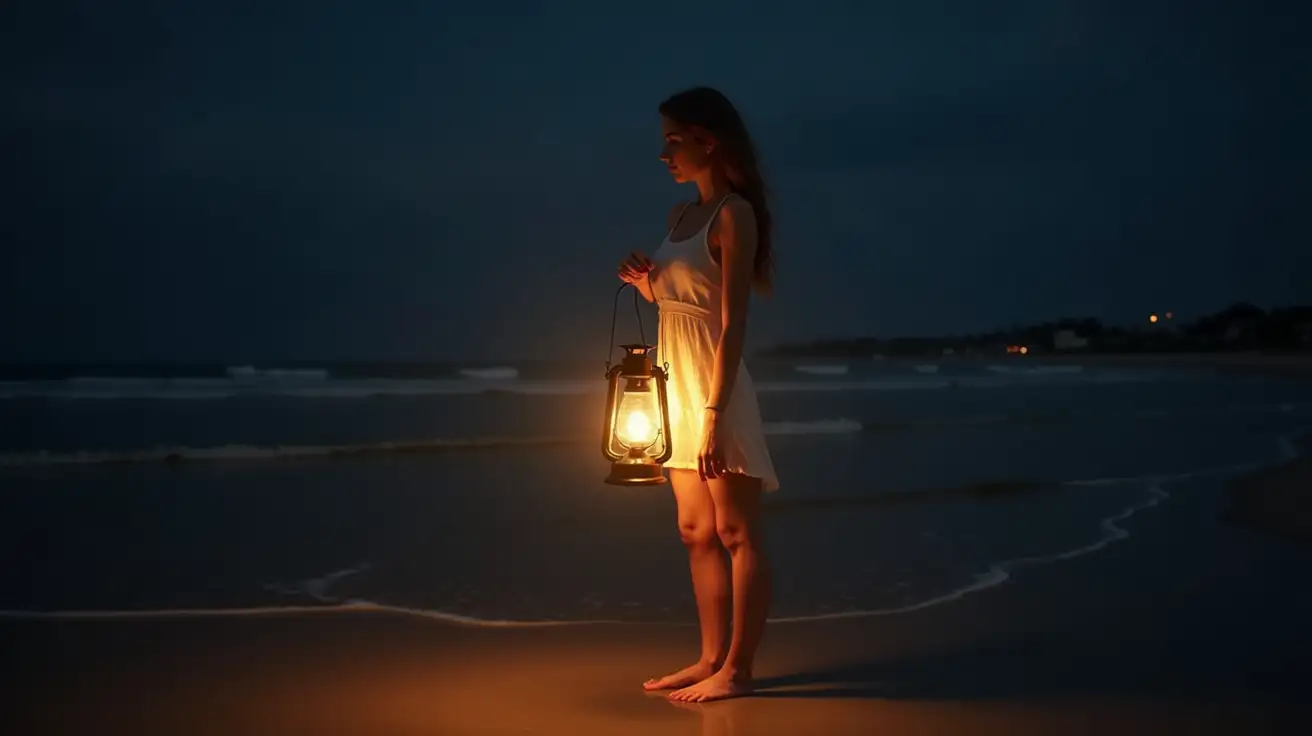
[617,86,779,703]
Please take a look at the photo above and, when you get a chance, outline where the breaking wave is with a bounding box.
[225,365,329,381]
[987,364,1085,375]
[0,371,1151,400]
[0,419,864,467]
[794,364,849,376]
[2,403,1296,468]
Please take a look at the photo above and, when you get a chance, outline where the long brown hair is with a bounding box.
[659,87,775,295]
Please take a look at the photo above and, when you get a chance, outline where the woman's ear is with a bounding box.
[693,129,717,155]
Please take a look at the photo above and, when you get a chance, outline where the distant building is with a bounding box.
[1053,329,1089,350]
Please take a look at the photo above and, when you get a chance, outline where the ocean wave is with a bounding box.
[987,364,1085,375]
[0,419,865,467]
[458,366,519,380]
[0,435,589,467]
[226,365,330,381]
[794,364,849,376]
[768,481,1174,623]
[763,418,863,435]
[263,564,373,601]
[0,371,1153,400]
[757,372,1149,393]
[0,378,599,400]
[2,404,1296,468]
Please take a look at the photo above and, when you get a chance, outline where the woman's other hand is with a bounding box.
[697,408,729,481]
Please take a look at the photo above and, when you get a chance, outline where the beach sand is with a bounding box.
[5,462,1310,736]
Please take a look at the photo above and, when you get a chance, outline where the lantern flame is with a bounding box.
[620,408,656,446]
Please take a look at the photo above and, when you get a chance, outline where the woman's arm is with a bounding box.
[705,197,757,413]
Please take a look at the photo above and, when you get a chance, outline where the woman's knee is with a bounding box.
[679,520,720,550]
[714,517,758,553]
[670,469,719,550]
[709,474,764,553]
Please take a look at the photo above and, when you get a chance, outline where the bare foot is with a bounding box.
[643,661,719,691]
[668,668,752,703]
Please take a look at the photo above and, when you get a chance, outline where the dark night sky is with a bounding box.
[2,1,1308,362]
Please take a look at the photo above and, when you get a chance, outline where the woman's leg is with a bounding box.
[642,468,732,690]
[669,472,770,702]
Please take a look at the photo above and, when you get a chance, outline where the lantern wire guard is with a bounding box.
[602,283,671,485]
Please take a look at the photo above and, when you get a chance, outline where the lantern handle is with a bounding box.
[604,282,650,374]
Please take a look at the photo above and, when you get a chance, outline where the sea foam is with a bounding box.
[0,418,866,467]
[0,457,1275,628]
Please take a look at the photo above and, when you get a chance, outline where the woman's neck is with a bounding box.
[694,171,733,205]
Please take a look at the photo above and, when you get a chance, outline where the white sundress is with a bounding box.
[648,195,780,492]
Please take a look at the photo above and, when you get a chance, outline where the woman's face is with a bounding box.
[659,116,713,184]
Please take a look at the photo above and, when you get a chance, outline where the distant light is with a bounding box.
[1165,312,1174,320]
[1019,346,1029,355]
[1149,314,1159,323]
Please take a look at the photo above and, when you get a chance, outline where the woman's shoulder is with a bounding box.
[712,194,754,229]
[708,194,757,249]
[721,192,753,216]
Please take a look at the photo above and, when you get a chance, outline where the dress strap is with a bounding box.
[704,193,737,232]
[702,193,739,262]
[666,201,694,238]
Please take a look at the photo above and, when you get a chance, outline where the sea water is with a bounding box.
[1,358,1308,624]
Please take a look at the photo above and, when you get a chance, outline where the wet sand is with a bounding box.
[1225,431,1312,544]
[0,615,1293,735]
[5,467,1309,736]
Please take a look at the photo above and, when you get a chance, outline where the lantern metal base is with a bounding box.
[604,461,668,486]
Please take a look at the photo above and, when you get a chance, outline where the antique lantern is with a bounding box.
[602,343,673,485]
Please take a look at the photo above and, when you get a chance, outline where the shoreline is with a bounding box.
[1223,431,1312,544]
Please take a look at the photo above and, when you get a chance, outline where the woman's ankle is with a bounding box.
[717,661,752,682]
[699,654,726,669]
